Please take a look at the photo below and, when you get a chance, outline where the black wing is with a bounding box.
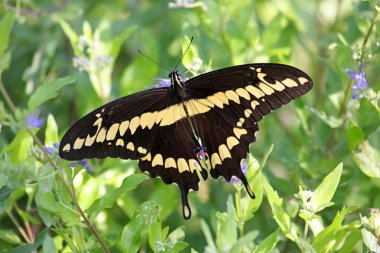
[184,63,313,195]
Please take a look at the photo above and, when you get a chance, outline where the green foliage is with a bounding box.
[1,0,380,252]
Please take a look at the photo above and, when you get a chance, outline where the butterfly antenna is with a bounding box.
[174,36,194,70]
[137,49,171,72]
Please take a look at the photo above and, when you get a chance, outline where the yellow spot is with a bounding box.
[256,68,262,72]
[246,85,265,98]
[152,154,163,166]
[236,88,250,100]
[233,127,247,139]
[259,82,275,95]
[183,205,190,219]
[198,98,214,108]
[211,153,222,168]
[96,128,107,143]
[146,111,158,129]
[96,113,101,118]
[155,108,168,124]
[160,104,185,126]
[85,118,103,146]
[188,159,197,172]
[62,143,71,152]
[244,109,252,118]
[251,100,260,109]
[187,100,211,117]
[226,136,239,150]
[140,112,151,129]
[281,78,298,87]
[137,147,147,154]
[116,139,124,147]
[298,77,308,85]
[257,73,285,91]
[126,142,135,151]
[207,92,229,108]
[218,144,231,160]
[225,90,240,104]
[141,153,151,161]
[73,138,85,150]
[165,157,177,169]
[129,116,140,135]
[177,158,190,172]
[237,117,245,127]
[119,120,129,136]
[106,123,120,141]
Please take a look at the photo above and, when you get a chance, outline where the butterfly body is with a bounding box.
[59,63,313,219]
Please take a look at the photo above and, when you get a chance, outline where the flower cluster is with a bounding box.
[70,160,94,172]
[72,34,114,72]
[43,143,59,155]
[168,0,195,9]
[346,69,368,99]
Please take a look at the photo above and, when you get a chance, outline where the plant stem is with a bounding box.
[6,209,32,243]
[0,80,110,253]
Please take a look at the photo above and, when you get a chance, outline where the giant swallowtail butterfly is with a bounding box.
[59,62,313,219]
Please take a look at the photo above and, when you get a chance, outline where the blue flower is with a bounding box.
[154,78,171,88]
[44,146,53,155]
[346,69,368,99]
[70,159,93,172]
[230,160,248,184]
[27,114,44,128]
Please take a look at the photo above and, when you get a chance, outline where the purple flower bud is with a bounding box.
[87,166,94,172]
[53,143,59,149]
[27,114,44,128]
[44,146,53,155]
[79,160,88,167]
[70,162,77,167]
[346,68,368,99]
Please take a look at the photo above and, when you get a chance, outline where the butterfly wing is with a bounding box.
[59,88,172,160]
[184,63,313,193]
[59,87,206,219]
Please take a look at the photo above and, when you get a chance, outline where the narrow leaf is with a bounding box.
[28,72,79,110]
[310,163,343,213]
[86,174,148,218]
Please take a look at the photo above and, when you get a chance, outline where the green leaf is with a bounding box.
[28,72,79,110]
[86,174,148,218]
[35,192,78,226]
[44,114,59,147]
[1,130,33,164]
[230,231,259,253]
[42,235,57,253]
[0,185,12,201]
[11,227,49,253]
[200,219,217,250]
[253,230,279,253]
[310,163,343,213]
[263,177,298,242]
[312,208,348,252]
[351,140,380,179]
[121,201,160,253]
[347,122,365,151]
[0,229,21,245]
[0,12,15,58]
[215,197,238,249]
[358,99,380,136]
[60,21,79,55]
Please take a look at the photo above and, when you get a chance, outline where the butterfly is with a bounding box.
[59,62,313,219]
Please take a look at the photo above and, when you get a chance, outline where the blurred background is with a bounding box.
[0,0,379,252]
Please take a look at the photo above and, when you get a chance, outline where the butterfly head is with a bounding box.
[169,71,185,89]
